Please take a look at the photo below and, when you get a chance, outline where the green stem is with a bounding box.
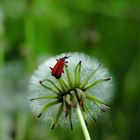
[76,104,91,140]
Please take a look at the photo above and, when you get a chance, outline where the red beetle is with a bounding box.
[50,55,70,79]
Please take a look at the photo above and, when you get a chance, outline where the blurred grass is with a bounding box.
[0,0,140,140]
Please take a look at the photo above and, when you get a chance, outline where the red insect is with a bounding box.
[50,55,70,79]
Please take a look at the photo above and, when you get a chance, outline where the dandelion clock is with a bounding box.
[29,52,114,140]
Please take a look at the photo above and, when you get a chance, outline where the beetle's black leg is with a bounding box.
[65,64,68,67]
[49,66,52,70]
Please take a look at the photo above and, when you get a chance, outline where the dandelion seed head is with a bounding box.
[29,52,114,127]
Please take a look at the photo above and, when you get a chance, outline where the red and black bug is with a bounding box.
[50,55,70,79]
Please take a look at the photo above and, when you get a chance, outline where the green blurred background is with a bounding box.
[0,0,140,140]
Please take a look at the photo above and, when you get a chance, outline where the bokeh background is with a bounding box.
[0,0,140,140]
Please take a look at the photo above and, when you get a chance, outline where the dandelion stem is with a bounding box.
[76,104,91,140]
